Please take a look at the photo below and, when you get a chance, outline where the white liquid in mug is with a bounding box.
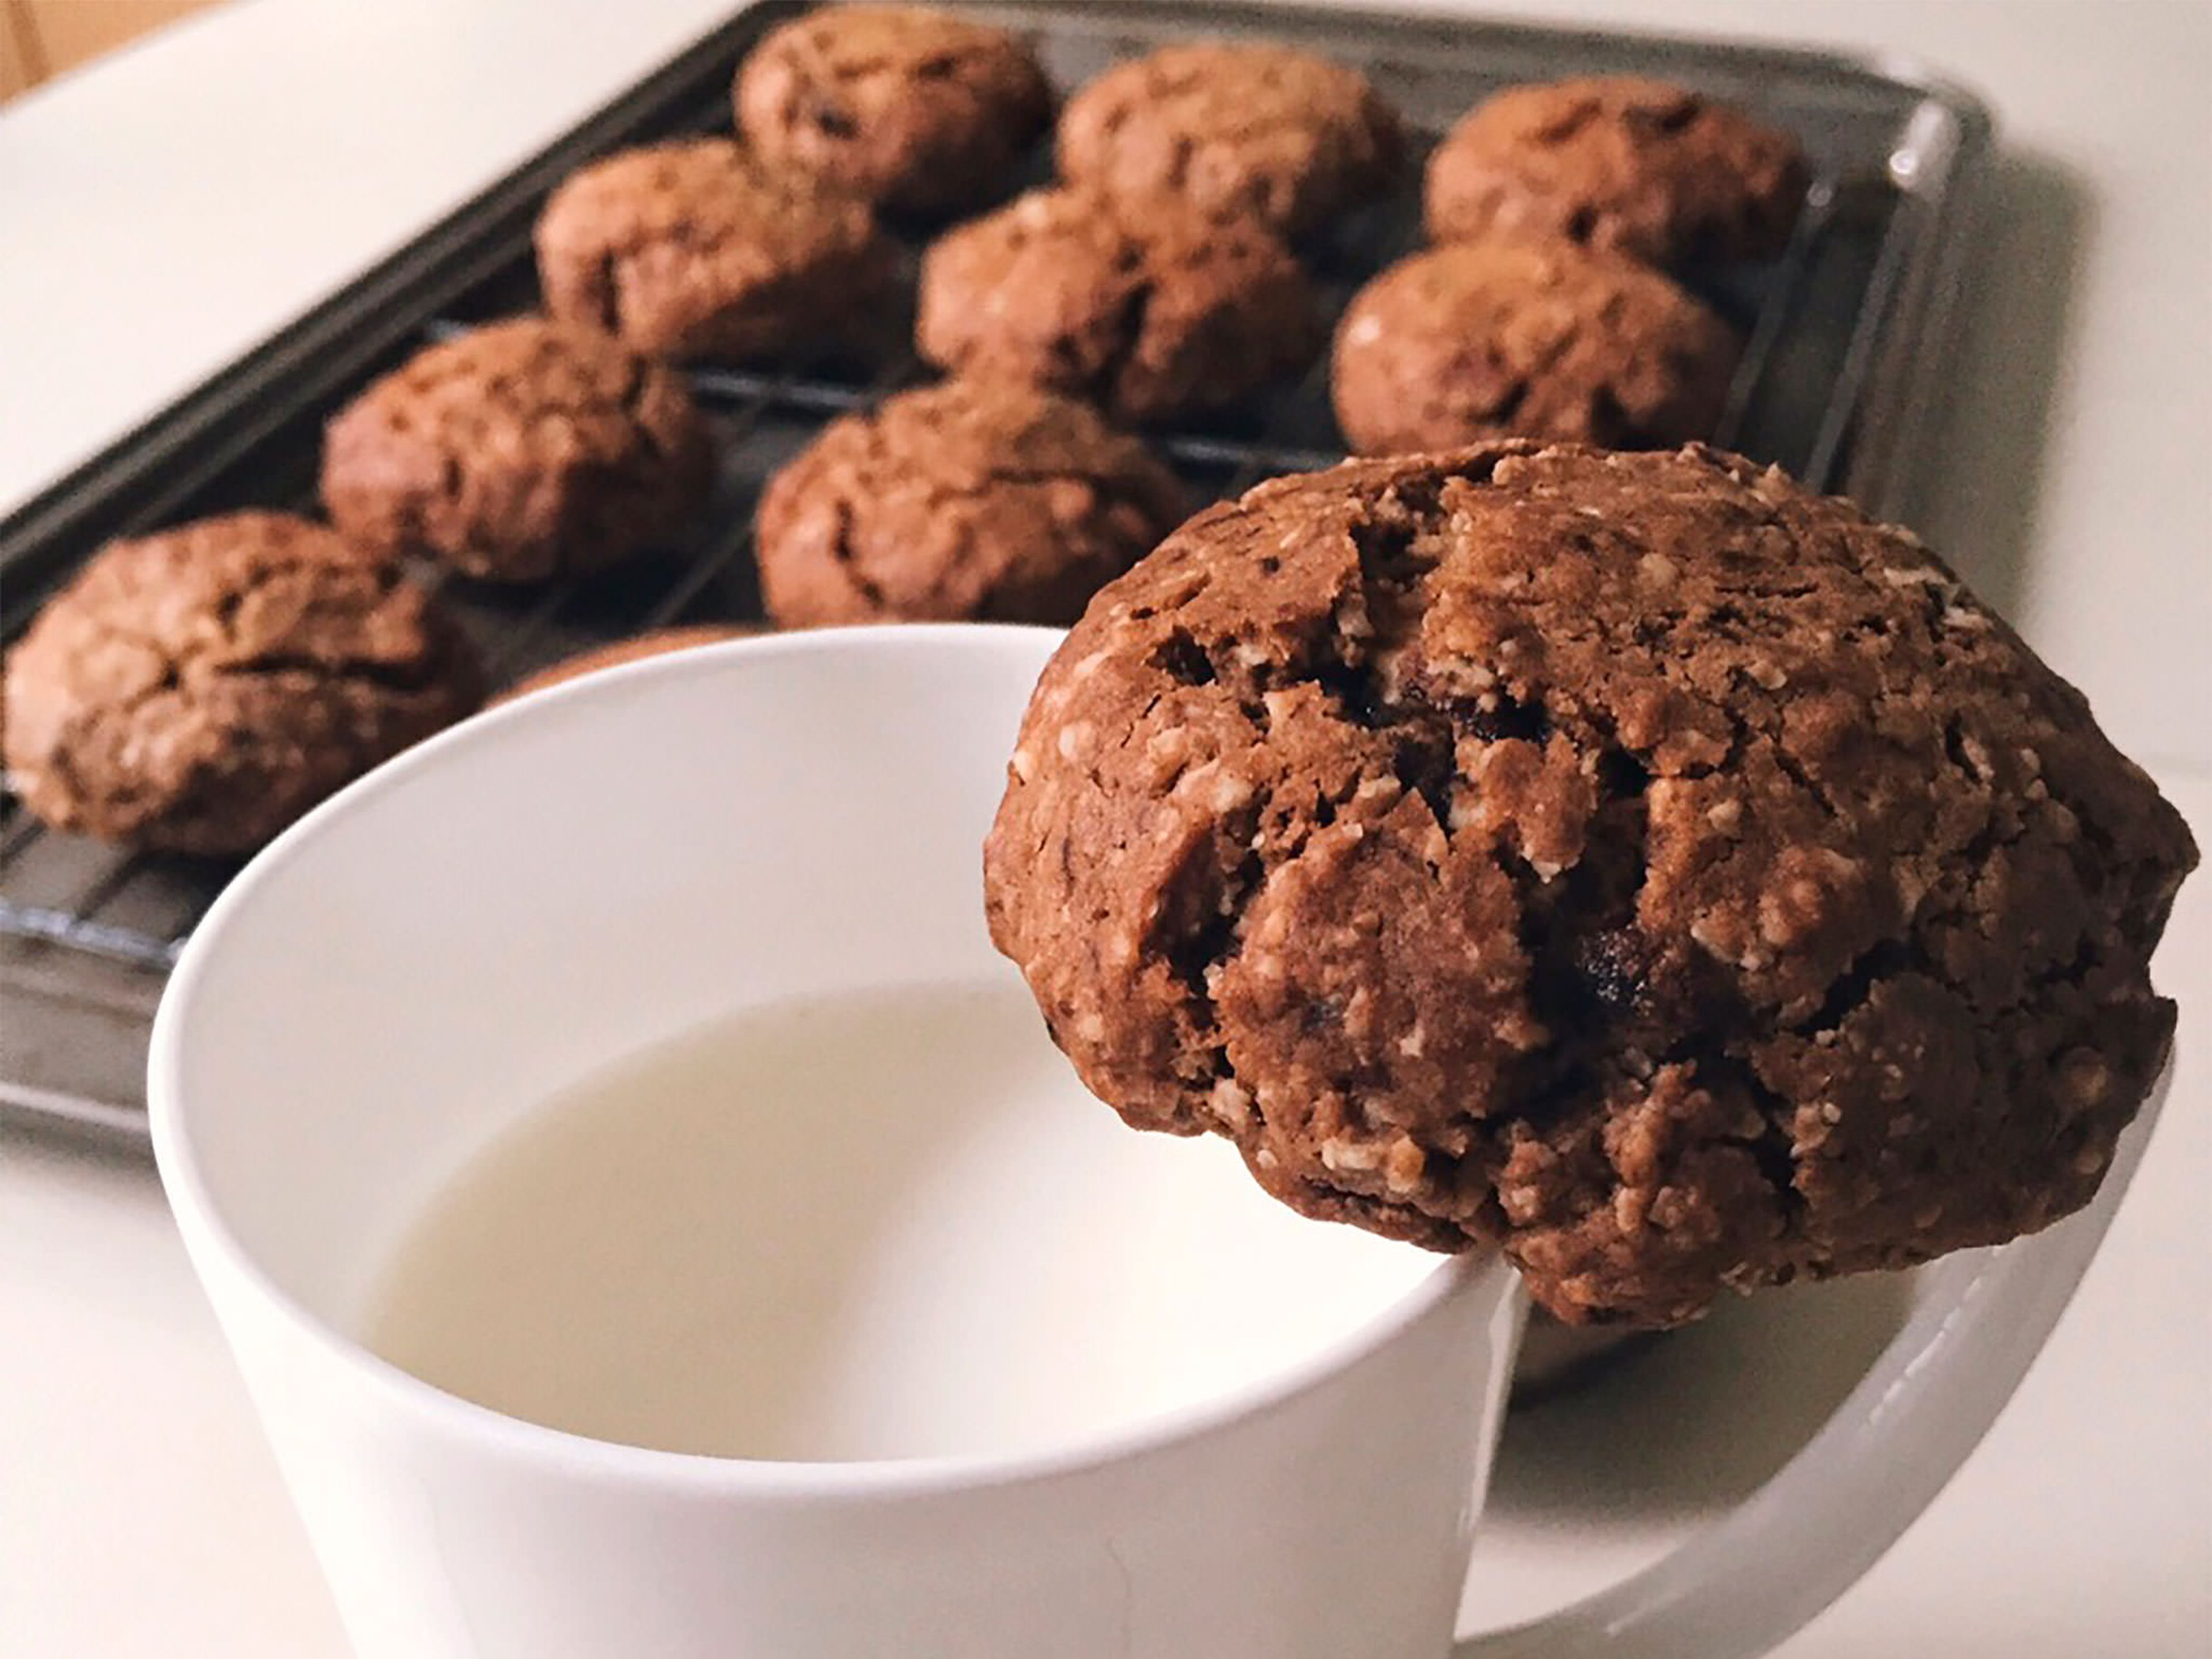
[363,979,1436,1463]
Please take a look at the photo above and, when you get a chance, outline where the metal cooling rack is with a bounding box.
[0,1,1991,1139]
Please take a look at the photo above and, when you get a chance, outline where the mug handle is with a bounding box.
[1456,1055,2175,1659]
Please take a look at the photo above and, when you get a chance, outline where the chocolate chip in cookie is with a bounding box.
[536,138,900,363]
[756,378,1186,627]
[916,186,1320,425]
[736,5,1052,217]
[320,317,713,584]
[1425,76,1808,268]
[1332,239,1738,455]
[1056,40,1404,239]
[984,443,2195,1327]
[2,512,481,855]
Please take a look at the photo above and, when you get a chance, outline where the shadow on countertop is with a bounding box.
[1903,147,2094,627]
[1487,1268,1917,1528]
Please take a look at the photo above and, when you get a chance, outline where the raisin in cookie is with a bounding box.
[1332,239,1737,455]
[321,317,711,584]
[984,444,2195,1327]
[494,624,764,705]
[1056,41,1403,238]
[916,186,1319,425]
[756,378,1185,626]
[536,139,900,363]
[736,5,1052,217]
[1425,76,1808,268]
[3,512,480,854]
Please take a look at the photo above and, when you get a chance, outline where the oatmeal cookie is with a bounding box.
[736,5,1052,216]
[1332,238,1737,454]
[984,444,2195,1325]
[1425,76,1808,267]
[3,512,480,854]
[1056,40,1403,237]
[535,139,900,363]
[916,185,1319,424]
[756,378,1185,626]
[321,317,712,583]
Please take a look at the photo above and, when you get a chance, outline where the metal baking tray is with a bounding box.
[0,1,1991,1141]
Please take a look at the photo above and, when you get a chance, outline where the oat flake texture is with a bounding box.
[983,443,2196,1325]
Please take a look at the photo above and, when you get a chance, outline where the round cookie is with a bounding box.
[535,138,900,363]
[1331,239,1738,455]
[1425,76,1809,268]
[494,624,763,705]
[736,5,1052,217]
[2,512,481,855]
[1056,41,1404,238]
[321,318,712,584]
[756,379,1186,627]
[984,443,2195,1327]
[915,187,1320,425]
[320,320,712,588]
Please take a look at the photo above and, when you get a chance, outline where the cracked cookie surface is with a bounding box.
[535,139,900,363]
[1425,76,1808,268]
[3,512,482,854]
[983,443,2196,1325]
[756,379,1185,626]
[915,186,1319,425]
[321,317,713,583]
[1056,40,1404,238]
[1332,239,1738,455]
[736,5,1052,217]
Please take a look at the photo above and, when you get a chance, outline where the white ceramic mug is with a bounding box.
[150,626,2171,1659]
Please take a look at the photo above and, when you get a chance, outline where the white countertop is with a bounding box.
[2,2,2208,1655]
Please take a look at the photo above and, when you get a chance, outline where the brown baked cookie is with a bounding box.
[494,624,763,705]
[321,318,712,584]
[1425,76,1808,268]
[984,444,2195,1327]
[736,5,1052,217]
[535,139,900,363]
[1331,239,1738,455]
[756,379,1185,627]
[2,512,480,855]
[916,187,1320,425]
[1056,41,1404,238]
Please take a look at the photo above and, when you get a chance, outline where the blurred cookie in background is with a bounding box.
[916,187,1319,425]
[536,139,900,365]
[1332,239,1738,455]
[1425,75,1808,268]
[1056,40,1403,238]
[756,378,1185,627]
[736,5,1052,217]
[322,317,713,584]
[3,512,480,854]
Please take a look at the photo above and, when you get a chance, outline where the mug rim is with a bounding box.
[149,623,1509,1502]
